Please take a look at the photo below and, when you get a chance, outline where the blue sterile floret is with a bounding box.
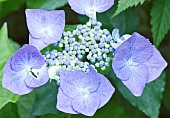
[2,45,49,95]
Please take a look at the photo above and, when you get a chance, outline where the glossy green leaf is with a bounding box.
[0,23,19,110]
[31,81,60,116]
[0,0,7,2]
[108,71,166,118]
[26,0,68,10]
[0,103,19,118]
[0,0,25,18]
[41,114,63,118]
[17,92,36,118]
[10,39,20,51]
[151,0,170,47]
[113,0,145,17]
[64,25,77,31]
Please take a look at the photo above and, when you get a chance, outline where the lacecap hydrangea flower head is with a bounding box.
[1,0,167,117]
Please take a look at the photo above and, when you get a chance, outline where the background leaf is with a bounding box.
[113,0,145,16]
[0,0,25,18]
[98,7,139,35]
[31,81,60,116]
[64,25,77,31]
[17,92,36,118]
[108,71,166,118]
[0,23,19,110]
[151,0,170,47]
[41,114,63,118]
[26,0,68,10]
[0,103,19,118]
[0,0,7,2]
[79,6,140,35]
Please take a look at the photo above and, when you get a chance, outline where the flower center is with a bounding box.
[89,8,95,12]
[25,66,31,72]
[127,59,135,66]
[44,30,49,35]
[80,88,90,97]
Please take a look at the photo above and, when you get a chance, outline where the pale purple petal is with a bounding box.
[145,47,168,83]
[68,0,114,16]
[112,29,120,41]
[57,89,79,114]
[94,0,114,13]
[60,70,86,98]
[29,34,48,51]
[97,74,115,108]
[72,92,100,116]
[128,32,153,63]
[85,66,100,92]
[112,49,132,81]
[115,32,153,63]
[10,45,45,72]
[114,37,130,55]
[2,58,33,95]
[60,68,100,98]
[120,34,131,41]
[122,64,148,96]
[68,0,93,15]
[25,64,49,88]
[26,9,65,50]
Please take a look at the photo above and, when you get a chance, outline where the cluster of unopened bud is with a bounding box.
[44,19,117,82]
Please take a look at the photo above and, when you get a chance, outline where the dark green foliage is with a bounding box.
[151,0,170,47]
[0,23,19,110]
[108,71,166,118]
[31,81,60,116]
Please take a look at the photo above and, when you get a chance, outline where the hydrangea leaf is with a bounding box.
[31,81,61,116]
[108,70,166,118]
[0,0,25,18]
[113,0,145,17]
[64,25,77,31]
[151,0,170,47]
[17,92,36,118]
[41,114,63,118]
[96,6,139,35]
[0,0,7,2]
[0,23,19,109]
[0,103,20,118]
[26,0,68,10]
[9,39,20,50]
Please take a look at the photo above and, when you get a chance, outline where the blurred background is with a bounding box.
[0,0,170,118]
